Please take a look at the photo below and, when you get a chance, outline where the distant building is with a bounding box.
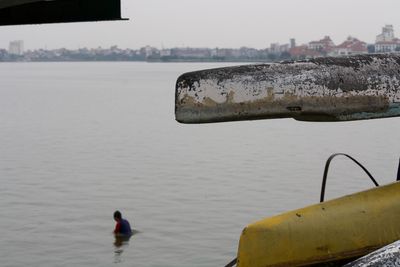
[268,42,290,55]
[376,25,395,42]
[269,43,280,54]
[145,45,153,57]
[290,38,296,49]
[141,45,160,58]
[375,25,400,52]
[160,49,171,57]
[279,44,290,53]
[210,48,218,57]
[308,36,335,54]
[9,40,24,55]
[289,45,322,59]
[333,36,367,56]
[239,47,258,58]
[375,41,400,53]
[171,47,211,58]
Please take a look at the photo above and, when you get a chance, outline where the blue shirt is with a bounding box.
[115,218,132,235]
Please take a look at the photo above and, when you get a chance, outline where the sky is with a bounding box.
[0,0,400,50]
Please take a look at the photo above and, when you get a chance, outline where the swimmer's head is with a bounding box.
[114,210,122,221]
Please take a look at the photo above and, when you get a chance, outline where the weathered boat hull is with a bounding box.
[236,182,400,267]
[175,54,400,123]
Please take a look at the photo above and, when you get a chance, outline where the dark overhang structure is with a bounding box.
[0,0,127,26]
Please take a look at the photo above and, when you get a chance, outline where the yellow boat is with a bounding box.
[236,181,400,267]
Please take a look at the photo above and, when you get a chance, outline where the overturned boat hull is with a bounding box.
[236,182,400,267]
[175,54,400,123]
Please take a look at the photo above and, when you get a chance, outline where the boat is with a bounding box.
[236,181,400,267]
[175,54,400,124]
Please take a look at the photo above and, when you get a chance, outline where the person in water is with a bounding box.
[113,210,132,236]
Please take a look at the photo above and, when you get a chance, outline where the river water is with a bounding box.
[0,62,399,267]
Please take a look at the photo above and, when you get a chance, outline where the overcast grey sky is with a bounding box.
[0,0,399,50]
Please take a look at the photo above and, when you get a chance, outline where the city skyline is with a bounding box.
[4,24,398,53]
[0,0,399,50]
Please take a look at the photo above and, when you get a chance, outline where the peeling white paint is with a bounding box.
[175,54,400,123]
[178,61,397,104]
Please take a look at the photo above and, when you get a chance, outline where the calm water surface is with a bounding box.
[0,62,399,267]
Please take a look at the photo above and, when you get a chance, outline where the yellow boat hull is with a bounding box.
[237,181,400,267]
